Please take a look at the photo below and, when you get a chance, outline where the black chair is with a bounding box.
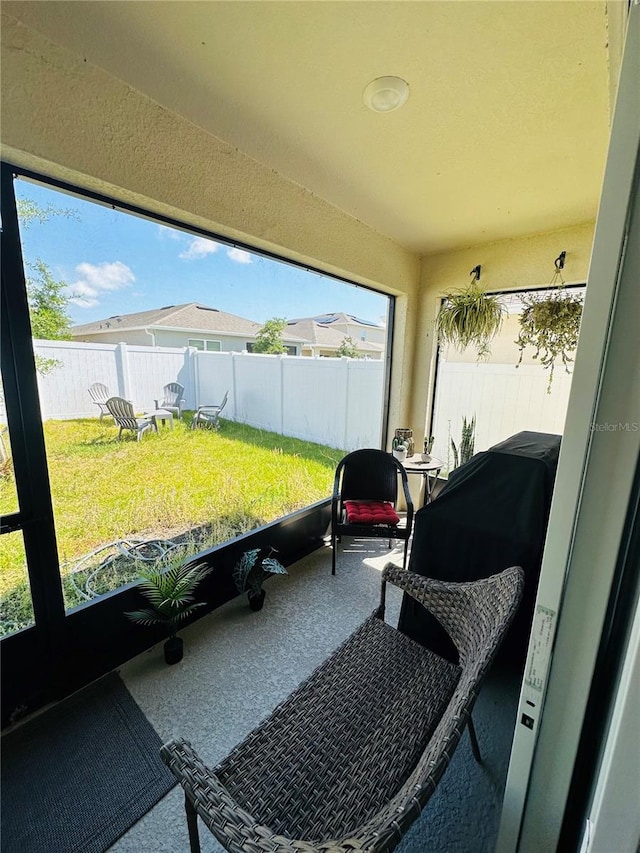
[331,448,414,575]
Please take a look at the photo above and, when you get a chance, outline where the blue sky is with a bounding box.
[15,178,389,327]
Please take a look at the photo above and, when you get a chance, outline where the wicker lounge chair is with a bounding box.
[105,397,157,441]
[161,563,523,853]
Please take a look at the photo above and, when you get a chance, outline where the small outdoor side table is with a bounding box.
[402,455,444,506]
[145,408,174,430]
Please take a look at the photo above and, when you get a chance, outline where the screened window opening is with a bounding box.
[1,171,391,632]
[430,285,585,477]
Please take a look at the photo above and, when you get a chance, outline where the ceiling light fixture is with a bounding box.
[362,76,409,113]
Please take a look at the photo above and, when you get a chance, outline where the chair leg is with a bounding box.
[402,539,409,569]
[185,793,201,853]
[467,714,482,764]
[331,533,337,575]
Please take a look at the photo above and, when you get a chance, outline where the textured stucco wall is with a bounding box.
[0,13,419,444]
[0,14,599,453]
[407,222,596,446]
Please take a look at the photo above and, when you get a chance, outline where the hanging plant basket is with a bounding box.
[436,280,505,359]
[515,287,583,392]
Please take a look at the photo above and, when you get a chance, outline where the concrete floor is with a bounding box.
[112,539,521,852]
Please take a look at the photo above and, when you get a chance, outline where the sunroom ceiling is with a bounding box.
[3,1,614,254]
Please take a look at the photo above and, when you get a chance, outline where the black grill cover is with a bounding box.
[398,431,561,663]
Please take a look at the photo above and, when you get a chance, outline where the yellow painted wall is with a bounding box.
[0,13,419,444]
[406,223,596,447]
[0,15,599,453]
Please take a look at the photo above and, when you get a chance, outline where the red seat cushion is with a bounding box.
[344,500,400,525]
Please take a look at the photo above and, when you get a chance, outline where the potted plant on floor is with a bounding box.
[125,558,212,664]
[233,547,287,611]
[450,416,475,469]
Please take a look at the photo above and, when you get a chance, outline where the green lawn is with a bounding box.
[0,415,344,629]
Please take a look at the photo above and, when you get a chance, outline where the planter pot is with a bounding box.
[248,589,266,611]
[421,453,432,463]
[394,429,414,457]
[164,636,184,665]
[392,449,407,463]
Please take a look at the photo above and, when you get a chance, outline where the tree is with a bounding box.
[26,259,73,341]
[252,317,287,354]
[337,336,359,358]
[16,198,77,373]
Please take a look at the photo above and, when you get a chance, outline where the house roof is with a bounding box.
[289,312,384,330]
[286,319,383,355]
[71,303,306,343]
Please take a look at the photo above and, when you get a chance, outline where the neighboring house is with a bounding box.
[286,313,385,359]
[71,302,306,355]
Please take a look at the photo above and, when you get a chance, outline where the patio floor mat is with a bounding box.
[1,672,176,853]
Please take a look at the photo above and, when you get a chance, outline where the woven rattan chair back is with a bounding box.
[331,449,414,574]
[161,564,523,853]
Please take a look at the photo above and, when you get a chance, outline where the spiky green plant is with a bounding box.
[232,547,287,598]
[436,281,505,358]
[125,560,212,639]
[450,416,476,469]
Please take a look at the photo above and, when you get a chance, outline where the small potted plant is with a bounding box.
[422,436,435,462]
[392,436,409,463]
[125,558,212,664]
[233,546,287,611]
[450,416,476,470]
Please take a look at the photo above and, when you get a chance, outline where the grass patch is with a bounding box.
[0,415,344,629]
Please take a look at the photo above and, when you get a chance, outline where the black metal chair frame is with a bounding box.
[331,448,414,574]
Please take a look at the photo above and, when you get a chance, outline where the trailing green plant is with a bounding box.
[450,416,475,469]
[436,280,505,359]
[232,546,287,600]
[125,559,212,640]
[515,287,583,393]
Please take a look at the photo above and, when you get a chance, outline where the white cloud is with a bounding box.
[69,261,135,308]
[227,247,252,264]
[156,224,181,240]
[179,236,220,259]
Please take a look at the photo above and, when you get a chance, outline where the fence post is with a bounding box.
[188,347,198,410]
[342,356,353,450]
[116,342,132,403]
[231,352,237,421]
[341,357,350,451]
[279,355,285,435]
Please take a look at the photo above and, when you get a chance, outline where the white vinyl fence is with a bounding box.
[431,361,572,469]
[31,340,385,452]
[13,341,572,459]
